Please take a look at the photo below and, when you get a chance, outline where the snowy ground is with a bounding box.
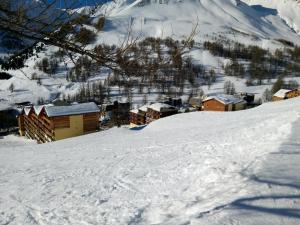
[0,97,299,224]
[210,118,300,225]
[0,135,36,149]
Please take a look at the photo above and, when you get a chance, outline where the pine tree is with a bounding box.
[8,83,14,93]
[142,94,148,105]
[224,81,235,95]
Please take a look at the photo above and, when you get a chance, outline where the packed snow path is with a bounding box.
[196,117,300,225]
[0,98,300,225]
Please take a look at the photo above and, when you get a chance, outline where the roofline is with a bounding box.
[47,111,100,118]
[21,104,100,117]
[273,89,300,97]
[283,89,299,94]
[203,97,245,105]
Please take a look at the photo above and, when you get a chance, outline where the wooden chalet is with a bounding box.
[202,95,246,111]
[130,105,149,127]
[18,102,100,143]
[272,89,300,101]
[146,103,178,124]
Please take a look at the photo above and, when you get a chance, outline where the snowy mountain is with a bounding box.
[1,97,300,224]
[242,0,300,34]
[97,0,300,46]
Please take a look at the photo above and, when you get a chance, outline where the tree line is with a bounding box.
[204,41,300,85]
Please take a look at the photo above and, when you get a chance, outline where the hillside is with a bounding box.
[242,0,300,34]
[1,98,300,224]
[98,0,300,46]
[1,0,300,109]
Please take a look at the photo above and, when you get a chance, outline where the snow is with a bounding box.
[204,94,245,105]
[148,102,174,112]
[98,0,300,46]
[205,116,300,225]
[33,105,45,116]
[24,107,33,116]
[273,89,292,98]
[130,108,139,114]
[0,97,300,224]
[0,135,36,148]
[242,0,300,35]
[44,102,100,117]
[0,101,12,111]
[138,104,150,112]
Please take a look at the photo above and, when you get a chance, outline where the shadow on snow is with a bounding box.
[230,118,300,219]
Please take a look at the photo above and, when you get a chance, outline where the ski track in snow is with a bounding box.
[0,98,300,224]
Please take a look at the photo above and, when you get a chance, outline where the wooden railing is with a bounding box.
[23,115,54,143]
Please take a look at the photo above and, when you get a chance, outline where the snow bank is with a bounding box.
[0,98,300,224]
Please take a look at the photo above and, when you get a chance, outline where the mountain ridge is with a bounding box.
[242,0,300,34]
[96,0,300,47]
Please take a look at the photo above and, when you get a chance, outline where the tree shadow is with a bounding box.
[228,118,300,219]
[249,174,300,190]
[231,195,300,219]
[13,89,29,93]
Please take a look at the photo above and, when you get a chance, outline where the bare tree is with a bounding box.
[0,0,198,87]
[0,0,116,70]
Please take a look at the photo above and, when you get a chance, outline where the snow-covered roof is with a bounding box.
[273,89,292,98]
[130,109,139,114]
[44,102,100,117]
[24,107,33,116]
[33,105,44,116]
[204,94,245,105]
[148,103,176,112]
[139,104,150,112]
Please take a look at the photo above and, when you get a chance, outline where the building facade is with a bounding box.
[146,103,178,124]
[130,105,149,127]
[272,89,300,101]
[18,102,100,143]
[202,95,246,111]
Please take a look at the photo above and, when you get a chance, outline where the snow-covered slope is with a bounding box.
[1,97,300,224]
[243,0,300,34]
[98,0,300,46]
